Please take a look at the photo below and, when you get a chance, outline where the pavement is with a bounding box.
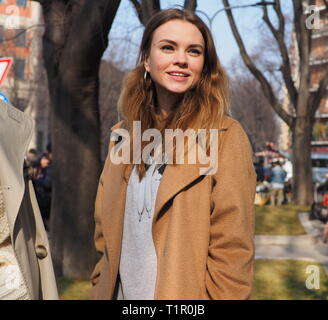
[255,211,328,276]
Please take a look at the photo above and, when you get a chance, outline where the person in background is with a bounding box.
[26,149,39,167]
[281,159,293,204]
[25,149,39,180]
[255,158,265,183]
[269,160,287,206]
[33,154,52,231]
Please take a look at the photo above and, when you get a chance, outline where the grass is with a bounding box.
[57,204,321,300]
[252,259,328,300]
[57,278,91,300]
[57,259,328,300]
[255,204,311,235]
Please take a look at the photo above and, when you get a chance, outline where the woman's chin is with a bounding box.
[164,85,190,95]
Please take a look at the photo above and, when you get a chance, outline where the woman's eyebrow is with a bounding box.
[157,39,204,49]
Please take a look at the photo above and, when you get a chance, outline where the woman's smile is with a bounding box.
[166,70,191,82]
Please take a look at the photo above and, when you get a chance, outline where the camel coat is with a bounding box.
[91,116,256,300]
[0,100,58,300]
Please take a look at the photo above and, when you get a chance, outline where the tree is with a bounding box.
[223,0,328,205]
[31,0,121,278]
[99,60,125,160]
[229,63,280,152]
[129,0,197,25]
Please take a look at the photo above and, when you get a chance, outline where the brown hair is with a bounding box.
[118,8,230,179]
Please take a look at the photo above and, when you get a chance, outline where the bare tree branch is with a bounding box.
[222,0,293,128]
[129,0,161,25]
[0,24,45,44]
[261,0,298,107]
[184,0,197,12]
[129,0,143,24]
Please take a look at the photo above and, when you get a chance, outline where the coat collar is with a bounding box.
[108,116,233,221]
[0,100,34,235]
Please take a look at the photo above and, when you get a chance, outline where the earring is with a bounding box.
[144,71,148,80]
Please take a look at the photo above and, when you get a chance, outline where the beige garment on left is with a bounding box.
[0,100,58,300]
[0,187,30,300]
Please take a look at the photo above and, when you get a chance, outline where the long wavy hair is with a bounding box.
[118,8,230,179]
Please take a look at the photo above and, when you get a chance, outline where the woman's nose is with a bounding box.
[172,50,188,67]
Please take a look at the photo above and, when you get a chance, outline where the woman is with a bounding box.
[33,154,52,230]
[91,8,256,300]
[0,99,58,300]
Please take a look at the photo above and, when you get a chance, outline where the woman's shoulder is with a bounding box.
[221,115,247,134]
[218,116,252,155]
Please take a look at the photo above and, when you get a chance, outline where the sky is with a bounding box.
[103,0,292,70]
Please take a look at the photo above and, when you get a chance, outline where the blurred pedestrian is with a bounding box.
[269,160,287,206]
[33,154,52,230]
[26,148,39,167]
[255,158,265,182]
[25,148,39,179]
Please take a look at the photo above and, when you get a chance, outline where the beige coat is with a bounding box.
[0,100,58,300]
[91,116,256,300]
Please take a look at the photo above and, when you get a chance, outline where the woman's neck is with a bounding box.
[155,84,183,121]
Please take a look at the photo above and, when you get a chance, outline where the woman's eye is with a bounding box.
[189,49,202,56]
[161,45,174,51]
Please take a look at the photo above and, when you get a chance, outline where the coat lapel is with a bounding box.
[153,163,204,221]
[107,122,205,225]
[0,100,34,236]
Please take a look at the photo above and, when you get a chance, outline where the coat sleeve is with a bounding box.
[90,140,115,291]
[205,121,256,300]
[90,121,124,297]
[90,174,105,288]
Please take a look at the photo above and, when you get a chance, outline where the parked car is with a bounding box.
[311,178,328,223]
[312,153,328,184]
[311,153,328,222]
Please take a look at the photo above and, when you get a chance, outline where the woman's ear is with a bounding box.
[144,58,150,72]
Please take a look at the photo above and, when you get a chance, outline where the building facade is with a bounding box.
[311,0,328,142]
[279,0,328,151]
[0,0,50,152]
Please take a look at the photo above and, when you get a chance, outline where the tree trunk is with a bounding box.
[38,0,121,278]
[292,115,314,205]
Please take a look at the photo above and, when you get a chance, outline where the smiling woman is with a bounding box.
[91,8,256,300]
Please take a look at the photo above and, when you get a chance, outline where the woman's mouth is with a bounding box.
[166,71,190,81]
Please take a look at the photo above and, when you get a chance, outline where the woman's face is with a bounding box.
[40,157,50,168]
[144,19,205,95]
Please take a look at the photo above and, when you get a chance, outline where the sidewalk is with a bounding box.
[255,212,328,276]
